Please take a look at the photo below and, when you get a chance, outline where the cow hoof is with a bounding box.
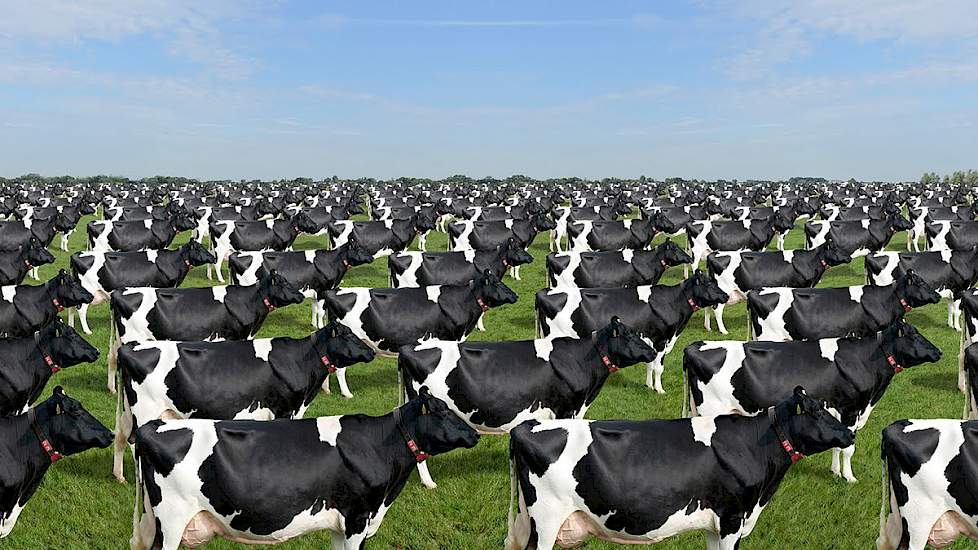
[342,393,353,399]
[844,476,858,484]
[654,388,666,395]
[114,474,127,484]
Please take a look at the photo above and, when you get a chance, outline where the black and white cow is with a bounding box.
[865,247,978,330]
[448,214,557,252]
[535,271,729,392]
[506,388,854,549]
[0,215,72,251]
[686,213,794,270]
[113,322,375,482]
[546,239,691,288]
[228,242,375,328]
[87,212,196,252]
[322,270,518,355]
[878,419,978,549]
[804,215,912,256]
[0,270,94,337]
[908,205,977,251]
[328,213,437,259]
[566,218,657,252]
[208,212,320,282]
[389,237,534,287]
[552,202,632,251]
[704,240,853,334]
[107,271,304,393]
[131,390,479,550]
[0,387,113,539]
[68,241,216,335]
[0,321,99,416]
[684,320,941,483]
[926,220,978,252]
[0,238,55,285]
[747,271,941,341]
[963,343,978,419]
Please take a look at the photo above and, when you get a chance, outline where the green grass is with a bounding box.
[7,213,974,549]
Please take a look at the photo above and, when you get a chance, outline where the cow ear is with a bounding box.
[793,386,806,398]
[53,385,65,396]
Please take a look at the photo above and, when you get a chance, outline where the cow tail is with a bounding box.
[132,454,144,546]
[879,446,889,537]
[681,362,690,418]
[506,444,519,549]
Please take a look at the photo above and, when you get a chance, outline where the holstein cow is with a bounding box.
[130,390,479,550]
[107,271,304,393]
[878,419,978,549]
[684,320,941,483]
[0,214,72,251]
[113,322,376,482]
[68,240,216,335]
[535,271,729,393]
[87,211,196,252]
[865,247,978,330]
[228,242,375,328]
[961,292,978,393]
[328,212,437,260]
[208,212,320,282]
[805,214,912,256]
[566,218,657,252]
[506,388,854,550]
[926,220,978,252]
[685,212,794,270]
[0,270,94,337]
[448,214,556,279]
[704,240,853,334]
[0,321,99,416]
[389,238,534,287]
[322,270,518,355]
[552,202,632,252]
[0,387,113,538]
[0,238,55,285]
[399,318,656,486]
[908,205,977,251]
[747,271,940,341]
[546,240,691,288]
[963,343,978,419]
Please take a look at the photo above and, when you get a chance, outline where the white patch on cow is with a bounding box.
[623,219,633,229]
[690,416,717,446]
[145,249,159,263]
[233,403,275,420]
[549,253,583,288]
[304,250,316,263]
[462,249,476,262]
[234,251,264,286]
[212,286,228,303]
[781,250,794,263]
[119,288,160,344]
[691,341,750,417]
[569,221,595,252]
[330,220,355,248]
[143,219,153,229]
[504,219,514,229]
[450,221,476,252]
[622,249,634,263]
[848,285,864,303]
[89,221,114,252]
[869,252,900,286]
[534,337,555,361]
[541,287,583,339]
[316,416,343,445]
[425,286,441,303]
[688,220,713,269]
[333,288,372,343]
[636,285,653,303]
[252,338,273,361]
[754,288,795,342]
[806,220,831,249]
[929,221,951,251]
[861,219,871,229]
[819,338,840,361]
[0,502,26,538]
[940,248,953,263]
[1,286,16,303]
[391,252,423,287]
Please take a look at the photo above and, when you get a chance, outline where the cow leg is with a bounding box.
[704,306,712,331]
[477,313,486,332]
[113,407,132,483]
[419,232,428,252]
[78,303,93,335]
[953,299,962,331]
[521,511,564,550]
[960,333,969,394]
[108,336,120,394]
[158,511,199,550]
[715,303,730,335]
[60,232,68,251]
[336,368,353,399]
[705,532,721,550]
[876,491,903,550]
[831,445,858,483]
[718,534,742,550]
[417,460,437,489]
[777,232,785,251]
[130,490,158,550]
[646,353,666,394]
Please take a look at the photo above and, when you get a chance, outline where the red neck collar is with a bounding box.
[320,353,337,374]
[51,297,64,312]
[898,297,912,313]
[820,259,829,269]
[886,355,904,374]
[769,407,804,464]
[476,296,489,313]
[29,409,62,464]
[660,259,669,268]
[263,296,276,311]
[687,297,701,312]
[394,408,428,463]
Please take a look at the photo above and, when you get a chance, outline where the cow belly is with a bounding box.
[929,511,978,548]
[556,506,716,548]
[182,511,281,547]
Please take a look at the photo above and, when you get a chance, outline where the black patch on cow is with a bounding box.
[945,423,978,517]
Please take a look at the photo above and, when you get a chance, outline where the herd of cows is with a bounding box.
[0,179,977,549]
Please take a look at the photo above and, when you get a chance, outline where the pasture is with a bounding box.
[8,213,971,549]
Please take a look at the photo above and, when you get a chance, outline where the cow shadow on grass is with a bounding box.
[911,370,961,394]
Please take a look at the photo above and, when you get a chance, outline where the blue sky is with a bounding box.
[1,1,976,181]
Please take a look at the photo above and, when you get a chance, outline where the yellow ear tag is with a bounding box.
[612,329,618,337]
[795,404,802,415]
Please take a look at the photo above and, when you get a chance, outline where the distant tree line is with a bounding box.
[920,170,978,186]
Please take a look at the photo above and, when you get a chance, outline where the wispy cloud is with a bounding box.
[318,13,661,29]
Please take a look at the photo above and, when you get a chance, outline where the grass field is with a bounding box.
[7,212,975,550]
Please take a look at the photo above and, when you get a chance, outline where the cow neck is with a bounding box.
[767,406,804,464]
[33,334,61,374]
[393,407,428,463]
[27,408,62,464]
[877,338,904,374]
[590,332,619,374]
[310,334,338,374]
[680,283,701,313]
[44,281,65,313]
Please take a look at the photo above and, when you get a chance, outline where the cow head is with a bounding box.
[77,201,98,216]
[345,199,365,216]
[23,237,56,268]
[613,200,633,218]
[291,211,321,234]
[42,320,100,366]
[648,210,681,235]
[258,270,304,309]
[895,270,941,310]
[257,197,282,217]
[179,240,218,267]
[34,386,113,456]
[882,201,902,218]
[887,213,913,232]
[816,239,853,267]
[342,238,375,267]
[880,320,941,369]
[682,270,729,310]
[317,321,376,367]
[773,387,855,458]
[500,237,534,268]
[170,209,197,232]
[472,269,518,308]
[52,213,74,233]
[771,210,795,233]
[792,198,817,218]
[402,387,480,457]
[48,269,95,307]
[524,201,546,217]
[531,213,558,232]
[411,210,437,233]
[655,238,692,266]
[164,201,190,219]
[594,317,656,369]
